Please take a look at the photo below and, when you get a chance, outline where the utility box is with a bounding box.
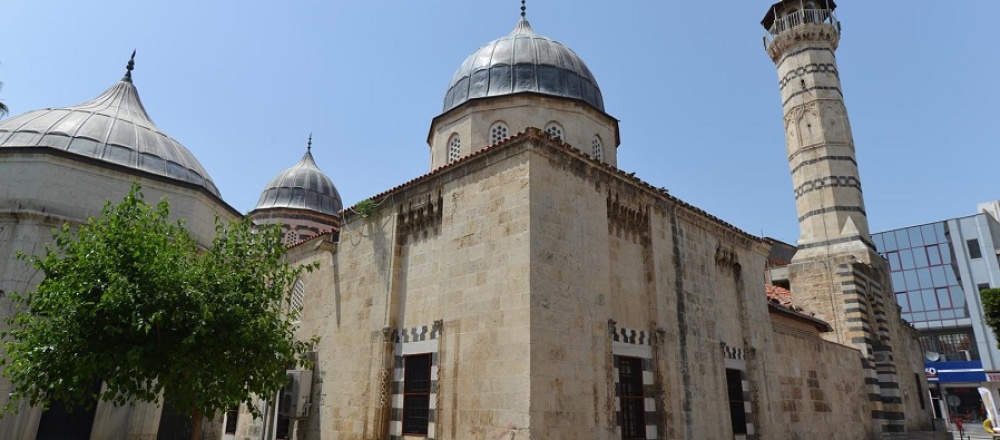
[279,369,313,419]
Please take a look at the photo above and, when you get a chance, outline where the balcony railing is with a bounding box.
[764,8,839,46]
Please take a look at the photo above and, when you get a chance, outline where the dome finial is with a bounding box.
[520,0,526,18]
[307,132,313,152]
[124,49,136,81]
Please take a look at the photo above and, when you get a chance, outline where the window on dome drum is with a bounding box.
[617,356,646,439]
[403,353,432,435]
[448,134,461,163]
[592,136,603,161]
[290,278,305,320]
[544,122,564,140]
[726,368,748,435]
[284,231,298,245]
[490,122,509,145]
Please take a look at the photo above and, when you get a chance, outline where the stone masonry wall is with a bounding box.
[766,315,870,440]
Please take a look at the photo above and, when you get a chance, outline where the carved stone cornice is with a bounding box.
[766,24,840,62]
[607,191,650,245]
[396,190,444,242]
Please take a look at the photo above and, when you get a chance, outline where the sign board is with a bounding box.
[924,360,987,383]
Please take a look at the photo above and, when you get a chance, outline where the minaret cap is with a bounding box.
[761,0,837,30]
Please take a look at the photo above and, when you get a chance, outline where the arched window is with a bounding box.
[591,136,603,161]
[544,122,564,140]
[290,278,305,320]
[490,121,509,145]
[448,134,461,163]
[284,230,298,245]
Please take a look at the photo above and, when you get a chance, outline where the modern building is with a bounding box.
[872,204,1000,422]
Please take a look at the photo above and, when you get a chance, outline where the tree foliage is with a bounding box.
[983,288,1000,349]
[2,183,315,433]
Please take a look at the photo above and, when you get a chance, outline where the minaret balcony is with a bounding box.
[763,8,839,47]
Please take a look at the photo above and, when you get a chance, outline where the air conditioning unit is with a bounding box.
[279,369,313,419]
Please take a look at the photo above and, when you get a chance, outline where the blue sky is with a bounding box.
[4,1,999,244]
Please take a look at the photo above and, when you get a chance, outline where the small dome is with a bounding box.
[0,71,220,196]
[442,18,604,113]
[254,148,342,217]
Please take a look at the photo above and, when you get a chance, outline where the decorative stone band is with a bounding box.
[796,234,878,252]
[775,46,835,70]
[609,322,653,347]
[797,205,866,223]
[789,155,857,176]
[793,175,862,200]
[612,355,659,440]
[779,63,839,90]
[722,342,746,362]
[393,322,443,344]
[389,322,442,440]
[782,85,843,107]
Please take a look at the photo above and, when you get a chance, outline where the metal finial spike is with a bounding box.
[307,133,312,152]
[124,49,136,80]
[520,0,526,18]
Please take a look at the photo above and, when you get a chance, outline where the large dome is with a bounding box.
[0,68,220,196]
[254,148,342,217]
[442,17,604,113]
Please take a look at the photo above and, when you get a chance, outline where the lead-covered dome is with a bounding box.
[442,17,604,113]
[0,65,220,196]
[254,148,342,217]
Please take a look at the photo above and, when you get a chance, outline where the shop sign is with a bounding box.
[924,360,986,383]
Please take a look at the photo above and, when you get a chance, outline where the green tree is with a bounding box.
[983,288,1000,348]
[2,183,315,440]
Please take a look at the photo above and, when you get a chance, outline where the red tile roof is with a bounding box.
[765,284,794,307]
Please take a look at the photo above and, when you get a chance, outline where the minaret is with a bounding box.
[762,1,925,435]
[763,1,873,262]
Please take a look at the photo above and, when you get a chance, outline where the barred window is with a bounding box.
[592,136,604,161]
[617,356,646,439]
[289,278,305,319]
[490,122,509,145]
[726,368,748,435]
[448,134,461,163]
[403,354,432,435]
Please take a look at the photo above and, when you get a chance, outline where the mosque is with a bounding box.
[0,1,947,439]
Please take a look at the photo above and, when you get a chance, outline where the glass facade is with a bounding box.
[872,221,969,325]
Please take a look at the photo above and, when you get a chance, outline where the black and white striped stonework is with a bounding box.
[723,343,755,439]
[609,322,659,439]
[389,323,441,440]
[613,355,658,440]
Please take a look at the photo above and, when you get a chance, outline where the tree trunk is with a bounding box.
[190,409,203,440]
